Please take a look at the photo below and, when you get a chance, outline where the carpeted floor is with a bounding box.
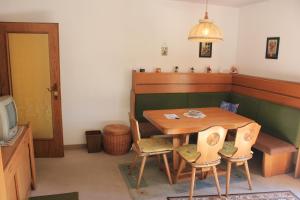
[29,192,79,200]
[30,149,300,200]
[167,191,300,200]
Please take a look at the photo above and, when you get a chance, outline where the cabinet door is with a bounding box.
[16,144,32,200]
[5,173,18,200]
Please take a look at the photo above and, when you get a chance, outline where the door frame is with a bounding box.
[0,22,64,157]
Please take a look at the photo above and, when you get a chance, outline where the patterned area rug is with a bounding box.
[167,191,300,200]
[119,159,246,200]
[29,192,79,200]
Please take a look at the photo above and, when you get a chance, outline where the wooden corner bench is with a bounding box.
[253,132,297,177]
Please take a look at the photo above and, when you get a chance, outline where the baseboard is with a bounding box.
[64,144,86,150]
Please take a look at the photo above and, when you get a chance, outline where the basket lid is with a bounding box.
[103,124,130,135]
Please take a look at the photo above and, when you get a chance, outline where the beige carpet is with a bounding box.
[30,149,300,200]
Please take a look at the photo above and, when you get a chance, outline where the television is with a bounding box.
[0,96,19,143]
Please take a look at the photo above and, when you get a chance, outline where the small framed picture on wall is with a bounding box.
[199,42,212,58]
[265,37,280,59]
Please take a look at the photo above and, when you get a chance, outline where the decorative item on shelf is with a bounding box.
[174,66,179,73]
[155,68,161,73]
[199,42,212,58]
[188,0,223,43]
[190,67,195,73]
[230,66,239,74]
[139,68,145,72]
[161,43,168,56]
[265,37,280,59]
[205,65,212,73]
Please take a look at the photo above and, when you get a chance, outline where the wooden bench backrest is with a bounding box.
[131,71,232,115]
[232,74,300,109]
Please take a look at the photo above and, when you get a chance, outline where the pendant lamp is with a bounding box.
[188,0,223,43]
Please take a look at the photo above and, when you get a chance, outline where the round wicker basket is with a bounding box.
[103,124,131,155]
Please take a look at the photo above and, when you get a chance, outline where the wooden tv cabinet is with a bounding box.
[0,124,36,200]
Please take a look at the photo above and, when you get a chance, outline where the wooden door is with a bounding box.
[0,22,64,157]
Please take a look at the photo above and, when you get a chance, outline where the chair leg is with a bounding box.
[189,167,196,200]
[176,158,186,183]
[128,154,138,175]
[162,153,173,185]
[212,166,221,197]
[244,161,252,190]
[295,148,300,178]
[136,156,147,189]
[226,161,232,196]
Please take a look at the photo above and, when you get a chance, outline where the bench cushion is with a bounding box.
[230,93,300,147]
[188,92,230,108]
[254,132,297,155]
[230,93,260,120]
[256,101,300,147]
[135,92,230,122]
[135,93,188,122]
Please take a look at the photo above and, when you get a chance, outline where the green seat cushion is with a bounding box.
[135,93,188,122]
[256,100,300,147]
[188,92,230,108]
[219,141,237,157]
[138,138,173,153]
[176,144,201,163]
[229,93,260,120]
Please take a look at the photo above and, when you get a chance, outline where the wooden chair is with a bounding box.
[219,122,261,196]
[176,126,228,200]
[129,114,173,189]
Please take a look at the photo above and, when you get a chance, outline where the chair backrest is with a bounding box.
[129,113,141,143]
[195,126,227,165]
[232,122,261,159]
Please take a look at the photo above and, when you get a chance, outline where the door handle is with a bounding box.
[47,84,59,99]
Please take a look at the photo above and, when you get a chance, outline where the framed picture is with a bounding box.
[199,42,212,58]
[265,37,280,59]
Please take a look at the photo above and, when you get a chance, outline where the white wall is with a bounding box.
[237,0,300,81]
[0,0,239,144]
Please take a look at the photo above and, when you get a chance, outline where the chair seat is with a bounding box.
[219,141,253,161]
[219,141,238,158]
[138,138,173,153]
[151,134,173,141]
[176,144,201,163]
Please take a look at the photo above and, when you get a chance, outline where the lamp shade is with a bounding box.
[188,19,223,43]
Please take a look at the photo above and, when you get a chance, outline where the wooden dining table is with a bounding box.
[143,107,254,173]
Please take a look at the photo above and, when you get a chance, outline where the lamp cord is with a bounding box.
[204,0,209,19]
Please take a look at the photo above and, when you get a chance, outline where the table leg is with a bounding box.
[173,136,181,172]
[172,134,189,172]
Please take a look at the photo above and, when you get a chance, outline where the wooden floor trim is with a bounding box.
[64,144,86,150]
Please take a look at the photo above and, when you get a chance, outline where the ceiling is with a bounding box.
[173,0,266,7]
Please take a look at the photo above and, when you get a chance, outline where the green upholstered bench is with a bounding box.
[230,93,300,148]
[230,93,300,176]
[131,72,300,177]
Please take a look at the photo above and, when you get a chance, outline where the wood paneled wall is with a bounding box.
[232,74,300,109]
[132,71,232,94]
